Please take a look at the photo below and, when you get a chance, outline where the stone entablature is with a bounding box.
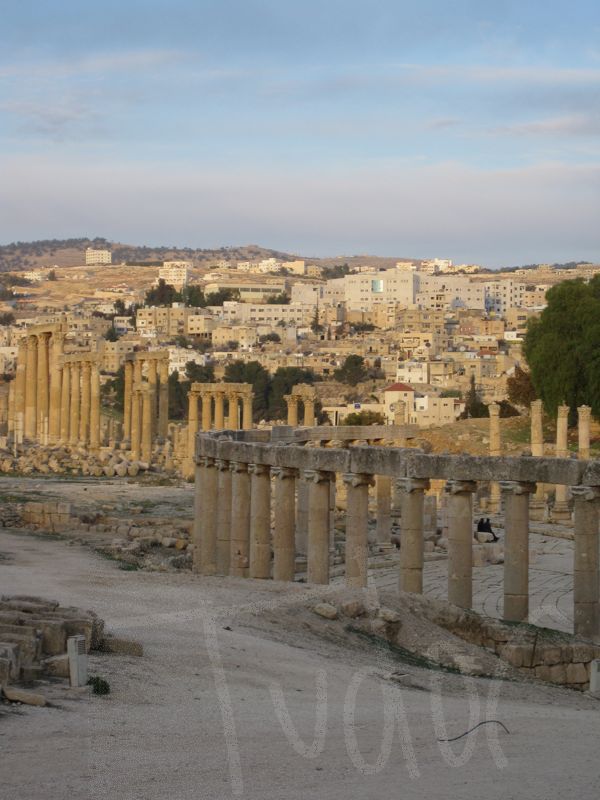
[193,430,600,645]
[123,350,169,462]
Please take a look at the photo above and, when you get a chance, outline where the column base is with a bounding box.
[529,500,546,521]
[551,503,572,523]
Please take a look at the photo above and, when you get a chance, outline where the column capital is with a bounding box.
[304,468,334,484]
[557,404,569,419]
[488,402,500,417]
[215,458,230,471]
[499,481,536,495]
[571,485,600,501]
[248,462,270,477]
[445,480,477,495]
[272,466,297,481]
[230,460,248,474]
[199,456,216,469]
[578,405,592,421]
[342,472,375,488]
[396,477,430,493]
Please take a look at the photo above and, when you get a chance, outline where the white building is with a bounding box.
[483,279,526,314]
[343,268,419,311]
[158,261,191,290]
[85,248,112,265]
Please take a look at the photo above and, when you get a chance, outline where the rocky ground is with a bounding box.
[1,526,599,800]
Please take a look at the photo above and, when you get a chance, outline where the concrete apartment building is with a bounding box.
[343,268,419,311]
[416,275,486,310]
[158,261,191,290]
[483,279,526,314]
[203,278,286,302]
[218,301,313,327]
[85,248,112,265]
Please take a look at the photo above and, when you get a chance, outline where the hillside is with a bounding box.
[0,237,420,273]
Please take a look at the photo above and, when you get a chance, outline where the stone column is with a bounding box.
[394,399,407,426]
[24,335,38,441]
[187,390,199,465]
[530,399,545,519]
[249,463,271,579]
[214,391,225,429]
[69,362,80,447]
[193,457,218,574]
[48,332,64,445]
[578,405,592,461]
[216,459,232,574]
[242,393,253,430]
[501,481,535,622]
[89,364,101,452]
[572,486,600,639]
[553,404,571,522]
[201,391,212,431]
[295,474,309,556]
[141,385,152,462]
[488,402,501,513]
[147,359,158,438]
[0,388,8,435]
[273,467,297,582]
[446,480,476,609]
[227,392,239,429]
[13,341,26,445]
[130,388,141,460]
[376,475,392,546]
[123,361,133,445]
[5,382,13,439]
[343,472,374,588]
[304,399,315,427]
[306,469,333,585]
[158,360,169,441]
[79,361,91,445]
[397,478,430,594]
[285,395,299,426]
[36,332,50,444]
[230,462,250,577]
[59,363,70,444]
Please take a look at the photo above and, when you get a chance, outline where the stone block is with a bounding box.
[100,635,143,657]
[313,603,338,620]
[340,599,366,619]
[566,662,588,684]
[541,646,563,666]
[378,607,401,623]
[0,657,10,687]
[2,686,47,706]
[42,653,70,678]
[30,618,67,656]
[498,643,533,668]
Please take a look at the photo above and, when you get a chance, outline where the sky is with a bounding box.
[1,0,599,267]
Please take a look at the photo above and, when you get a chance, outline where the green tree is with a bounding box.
[266,293,290,305]
[145,279,181,306]
[506,365,537,407]
[342,410,385,426]
[101,365,125,411]
[224,360,271,421]
[268,366,316,420]
[181,285,206,307]
[460,375,488,419]
[334,354,368,386]
[310,306,324,334]
[104,327,120,341]
[168,370,188,419]
[205,288,240,306]
[0,311,15,325]
[47,269,57,281]
[185,361,215,384]
[259,332,281,344]
[524,277,600,423]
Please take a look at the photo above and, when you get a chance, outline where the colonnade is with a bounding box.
[122,351,169,461]
[186,382,253,470]
[284,384,316,426]
[194,431,600,641]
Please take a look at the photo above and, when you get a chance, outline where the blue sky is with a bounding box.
[1,0,599,266]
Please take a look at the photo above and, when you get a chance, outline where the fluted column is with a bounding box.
[214,391,224,429]
[376,475,392,545]
[529,399,545,518]
[130,387,141,460]
[285,395,299,426]
[79,361,91,445]
[304,399,315,427]
[229,462,251,576]
[89,364,101,452]
[24,335,38,441]
[69,362,80,447]
[141,385,152,462]
[147,359,158,439]
[59,363,71,444]
[123,360,133,445]
[249,463,271,578]
[273,467,297,581]
[13,341,26,445]
[158,359,169,441]
[446,480,476,609]
[578,405,592,460]
[201,391,212,431]
[488,402,501,512]
[242,393,253,430]
[501,481,535,622]
[227,392,239,429]
[36,332,50,444]
[553,404,571,521]
[306,469,333,585]
[572,486,600,639]
[343,472,374,588]
[48,332,64,445]
[187,390,199,465]
[397,478,430,594]
[193,457,218,574]
[216,459,232,574]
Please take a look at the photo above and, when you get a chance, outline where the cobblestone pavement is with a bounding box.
[371,531,574,633]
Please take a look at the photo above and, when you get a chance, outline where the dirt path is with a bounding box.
[1,529,599,800]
